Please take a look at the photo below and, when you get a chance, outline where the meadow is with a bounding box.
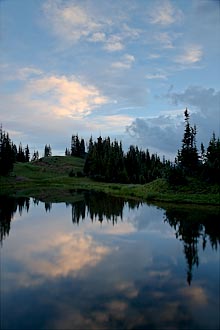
[1,156,219,205]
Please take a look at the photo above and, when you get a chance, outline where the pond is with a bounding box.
[0,192,219,330]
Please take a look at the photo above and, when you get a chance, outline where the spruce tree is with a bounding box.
[177,108,199,174]
[0,126,15,175]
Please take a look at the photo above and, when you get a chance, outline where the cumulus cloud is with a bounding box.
[89,32,106,42]
[112,54,135,69]
[126,85,220,158]
[149,0,183,26]
[126,114,183,157]
[0,66,110,153]
[104,35,124,52]
[167,86,220,141]
[2,71,108,120]
[168,86,219,118]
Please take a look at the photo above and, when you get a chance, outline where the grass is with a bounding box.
[0,156,219,206]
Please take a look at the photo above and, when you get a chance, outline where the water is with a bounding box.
[0,192,219,329]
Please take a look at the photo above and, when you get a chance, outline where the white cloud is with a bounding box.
[11,73,108,119]
[147,53,161,59]
[43,0,103,43]
[175,45,203,65]
[154,32,174,49]
[145,73,167,80]
[149,0,183,26]
[87,114,134,134]
[16,67,43,80]
[89,32,106,42]
[104,35,124,52]
[0,68,109,152]
[112,54,135,69]
[121,23,141,39]
[43,0,131,52]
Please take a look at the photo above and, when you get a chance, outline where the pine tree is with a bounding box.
[17,143,26,162]
[44,144,52,157]
[205,133,220,182]
[177,108,199,174]
[31,150,39,161]
[0,126,15,175]
[25,145,30,162]
[80,139,85,157]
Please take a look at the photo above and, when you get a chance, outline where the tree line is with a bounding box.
[83,109,219,184]
[1,109,219,184]
[83,135,166,183]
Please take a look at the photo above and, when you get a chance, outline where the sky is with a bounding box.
[0,0,219,159]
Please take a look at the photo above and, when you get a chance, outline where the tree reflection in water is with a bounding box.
[163,206,220,285]
[69,191,140,225]
[0,193,219,285]
[0,196,29,244]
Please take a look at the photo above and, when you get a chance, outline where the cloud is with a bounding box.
[126,85,220,158]
[43,0,135,53]
[149,0,183,26]
[89,32,106,42]
[175,45,203,65]
[126,114,183,157]
[168,86,219,118]
[121,23,141,39]
[42,0,143,55]
[154,32,175,49]
[179,286,208,305]
[87,114,134,135]
[2,71,108,120]
[0,67,110,153]
[145,74,167,80]
[112,54,135,69]
[104,35,124,52]
[167,86,220,146]
[147,53,161,59]
[43,0,103,43]
[8,232,111,287]
[15,67,44,80]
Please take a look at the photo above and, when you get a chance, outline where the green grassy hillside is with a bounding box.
[14,156,84,179]
[0,156,219,205]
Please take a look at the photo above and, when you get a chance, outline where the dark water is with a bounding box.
[0,192,219,330]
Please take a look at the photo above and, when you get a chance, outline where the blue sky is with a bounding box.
[0,0,219,158]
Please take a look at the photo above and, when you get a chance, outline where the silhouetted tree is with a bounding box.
[25,145,30,162]
[44,144,52,157]
[177,108,199,174]
[202,133,220,183]
[65,147,71,156]
[71,134,85,158]
[31,150,39,161]
[0,125,15,175]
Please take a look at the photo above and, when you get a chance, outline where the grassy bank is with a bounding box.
[0,156,219,205]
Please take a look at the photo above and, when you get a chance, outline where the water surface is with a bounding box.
[0,193,219,329]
